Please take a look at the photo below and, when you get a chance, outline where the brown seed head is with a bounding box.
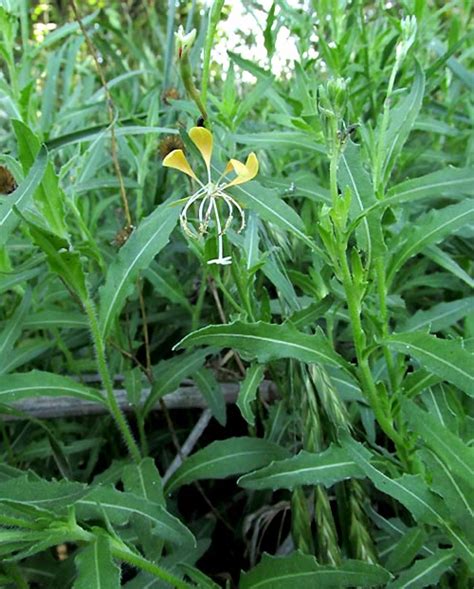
[159,135,185,160]
[162,87,180,105]
[0,165,17,195]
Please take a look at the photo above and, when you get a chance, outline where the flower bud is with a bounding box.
[396,15,417,62]
[175,26,196,60]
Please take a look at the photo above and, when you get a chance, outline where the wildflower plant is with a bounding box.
[163,126,258,265]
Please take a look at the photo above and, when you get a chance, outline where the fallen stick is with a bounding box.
[2,381,274,420]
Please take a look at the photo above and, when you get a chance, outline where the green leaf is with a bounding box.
[76,486,194,546]
[176,321,348,371]
[0,288,31,374]
[386,332,474,397]
[419,449,473,541]
[403,400,474,486]
[386,168,474,206]
[236,363,265,426]
[194,368,226,426]
[387,200,474,283]
[73,535,120,589]
[239,445,363,490]
[165,437,289,494]
[99,200,179,337]
[19,310,88,330]
[339,141,385,260]
[382,62,425,183]
[386,549,456,589]
[230,132,325,154]
[143,348,210,415]
[0,145,47,247]
[240,553,392,588]
[12,120,67,237]
[342,434,474,567]
[0,371,106,406]
[25,222,88,301]
[230,180,318,253]
[122,458,164,506]
[385,526,427,573]
[400,298,474,333]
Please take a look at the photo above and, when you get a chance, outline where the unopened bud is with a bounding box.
[175,26,196,59]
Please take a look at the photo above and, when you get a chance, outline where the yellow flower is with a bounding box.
[163,127,259,265]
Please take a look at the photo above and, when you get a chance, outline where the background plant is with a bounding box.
[0,0,473,587]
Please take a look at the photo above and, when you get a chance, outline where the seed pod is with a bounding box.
[0,165,17,195]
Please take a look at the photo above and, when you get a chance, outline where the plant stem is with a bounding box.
[111,542,193,588]
[83,298,141,463]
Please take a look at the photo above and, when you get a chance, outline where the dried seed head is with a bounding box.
[0,165,17,195]
[159,135,185,160]
[162,87,180,105]
[113,224,135,247]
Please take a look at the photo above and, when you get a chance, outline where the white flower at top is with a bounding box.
[163,127,259,265]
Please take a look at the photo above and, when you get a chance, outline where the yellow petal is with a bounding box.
[224,152,259,187]
[163,149,197,180]
[189,127,213,173]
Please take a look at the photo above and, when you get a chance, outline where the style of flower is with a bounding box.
[163,127,258,265]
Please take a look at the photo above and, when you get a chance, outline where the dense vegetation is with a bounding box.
[0,1,473,587]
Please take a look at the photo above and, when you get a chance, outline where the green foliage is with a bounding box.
[0,1,473,587]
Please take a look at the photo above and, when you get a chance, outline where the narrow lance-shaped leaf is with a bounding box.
[385,167,474,206]
[0,371,106,406]
[386,332,474,397]
[387,199,474,283]
[236,363,265,426]
[386,549,456,589]
[176,321,349,371]
[76,486,195,546]
[0,145,48,247]
[99,200,180,337]
[238,445,364,491]
[382,61,425,184]
[12,119,67,237]
[73,535,121,589]
[194,368,226,426]
[143,348,210,416]
[0,288,32,374]
[240,552,392,589]
[399,297,474,333]
[165,437,289,494]
[339,140,385,262]
[403,400,474,486]
[342,433,474,567]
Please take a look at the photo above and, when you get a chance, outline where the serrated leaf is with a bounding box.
[73,535,120,589]
[0,371,106,406]
[99,200,179,337]
[76,486,195,546]
[240,552,392,588]
[238,445,363,490]
[194,368,226,426]
[386,332,474,396]
[400,297,474,333]
[342,434,474,567]
[236,363,265,426]
[386,167,474,206]
[386,549,456,589]
[165,437,289,494]
[175,321,348,371]
[403,400,474,486]
[388,200,474,283]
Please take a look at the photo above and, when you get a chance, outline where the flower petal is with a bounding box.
[163,149,197,180]
[223,152,259,187]
[189,127,213,173]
